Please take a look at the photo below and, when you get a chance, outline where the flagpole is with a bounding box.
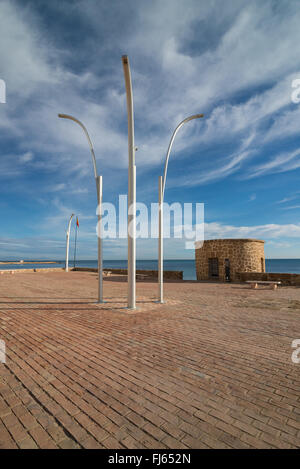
[74,218,78,269]
[65,213,74,272]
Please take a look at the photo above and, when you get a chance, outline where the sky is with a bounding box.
[1,0,300,260]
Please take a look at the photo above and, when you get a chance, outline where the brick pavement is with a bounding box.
[0,271,299,449]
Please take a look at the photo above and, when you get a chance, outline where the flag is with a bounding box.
[76,217,79,228]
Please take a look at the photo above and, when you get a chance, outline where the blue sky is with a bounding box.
[1,0,300,260]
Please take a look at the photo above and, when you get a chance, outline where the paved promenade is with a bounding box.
[0,271,299,449]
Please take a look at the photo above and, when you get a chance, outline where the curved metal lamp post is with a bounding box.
[122,55,136,310]
[58,114,104,303]
[65,213,74,272]
[158,114,204,303]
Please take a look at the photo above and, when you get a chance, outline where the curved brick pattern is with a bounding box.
[195,239,265,282]
[0,271,299,449]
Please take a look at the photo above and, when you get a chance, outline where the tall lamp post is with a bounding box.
[65,213,74,272]
[122,55,136,310]
[158,114,204,303]
[58,114,104,303]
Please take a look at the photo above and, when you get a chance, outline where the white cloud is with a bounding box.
[19,151,33,163]
[204,221,300,239]
[0,1,60,98]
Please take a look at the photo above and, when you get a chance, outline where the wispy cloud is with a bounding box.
[275,190,300,205]
[280,205,300,210]
[245,148,300,179]
[1,0,300,182]
[276,196,297,204]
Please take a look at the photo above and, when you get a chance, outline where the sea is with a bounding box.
[1,259,300,280]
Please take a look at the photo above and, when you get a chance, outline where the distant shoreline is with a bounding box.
[0,259,300,279]
[0,261,59,265]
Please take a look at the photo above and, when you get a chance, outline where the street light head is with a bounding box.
[185,114,204,123]
[58,113,70,119]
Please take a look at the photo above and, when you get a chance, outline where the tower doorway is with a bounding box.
[225,258,231,282]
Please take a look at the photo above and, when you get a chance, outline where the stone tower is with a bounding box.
[195,239,265,282]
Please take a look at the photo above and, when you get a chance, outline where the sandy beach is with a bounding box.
[0,271,299,449]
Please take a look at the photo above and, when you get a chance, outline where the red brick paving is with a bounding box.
[0,271,299,449]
